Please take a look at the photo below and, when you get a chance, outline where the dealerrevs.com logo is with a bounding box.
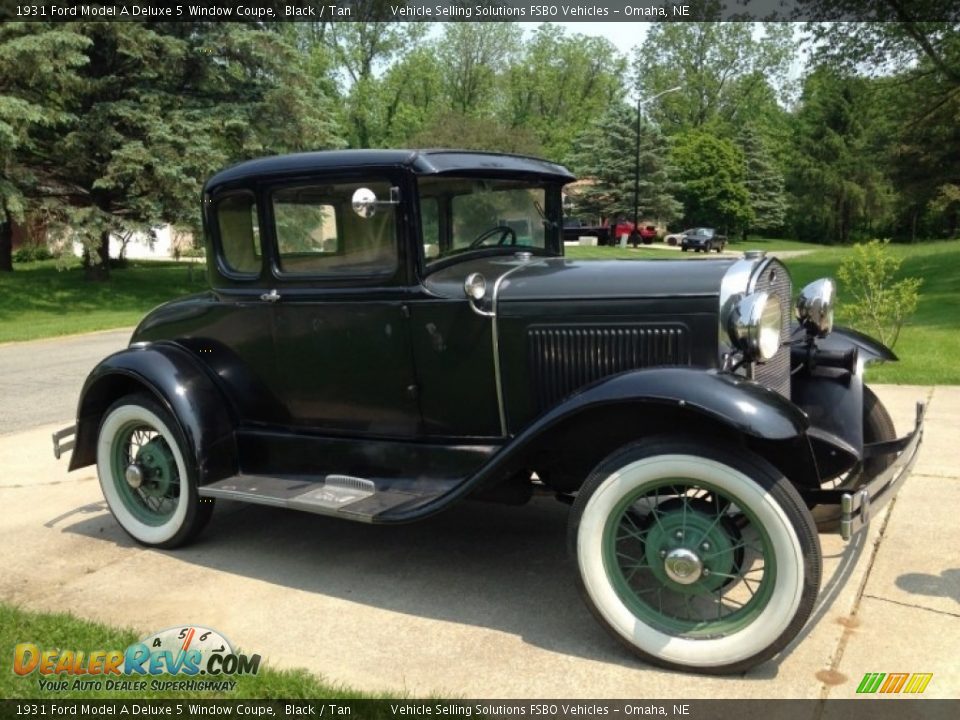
[13,626,261,693]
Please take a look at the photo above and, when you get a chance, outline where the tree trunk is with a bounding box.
[0,213,12,272]
[83,231,111,281]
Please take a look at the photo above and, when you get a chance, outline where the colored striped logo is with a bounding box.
[857,672,933,694]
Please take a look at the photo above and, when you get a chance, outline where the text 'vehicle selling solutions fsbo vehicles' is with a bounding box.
[53,150,924,674]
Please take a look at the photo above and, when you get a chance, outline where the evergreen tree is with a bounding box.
[28,23,342,280]
[568,104,681,225]
[0,24,89,271]
[738,124,787,240]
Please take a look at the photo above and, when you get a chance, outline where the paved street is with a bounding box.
[0,331,957,698]
[0,329,131,435]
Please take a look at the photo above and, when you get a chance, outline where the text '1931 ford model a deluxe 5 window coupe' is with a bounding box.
[53,150,925,674]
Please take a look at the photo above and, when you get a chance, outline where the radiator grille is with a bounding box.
[528,325,688,411]
[752,259,792,397]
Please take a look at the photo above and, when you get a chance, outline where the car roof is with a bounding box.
[205,149,575,190]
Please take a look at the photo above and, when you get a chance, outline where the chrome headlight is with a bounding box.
[728,291,782,361]
[796,278,835,337]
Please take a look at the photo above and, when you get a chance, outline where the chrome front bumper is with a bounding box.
[840,401,926,540]
[52,425,76,460]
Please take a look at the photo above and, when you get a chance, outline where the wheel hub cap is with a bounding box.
[124,463,144,489]
[663,547,703,585]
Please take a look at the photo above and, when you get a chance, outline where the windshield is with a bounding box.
[418,176,558,264]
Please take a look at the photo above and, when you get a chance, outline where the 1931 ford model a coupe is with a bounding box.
[54,150,924,674]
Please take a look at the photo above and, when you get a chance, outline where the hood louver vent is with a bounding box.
[528,325,689,411]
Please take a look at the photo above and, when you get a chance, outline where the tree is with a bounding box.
[633,10,796,135]
[671,130,752,232]
[325,6,429,147]
[737,124,787,239]
[407,112,542,155]
[506,24,626,160]
[0,24,89,272]
[786,67,895,244]
[437,23,521,116]
[30,23,341,280]
[568,104,681,223]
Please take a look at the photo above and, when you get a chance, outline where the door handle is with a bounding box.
[260,289,281,303]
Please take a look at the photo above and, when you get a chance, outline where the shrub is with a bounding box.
[836,239,922,349]
[12,246,54,263]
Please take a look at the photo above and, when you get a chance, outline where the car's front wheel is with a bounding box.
[569,437,821,674]
[97,394,214,548]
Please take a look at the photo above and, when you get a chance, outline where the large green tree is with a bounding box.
[671,130,752,232]
[0,24,89,272]
[738,124,787,239]
[633,9,795,135]
[31,22,341,279]
[568,104,681,224]
[786,67,895,244]
[507,24,626,161]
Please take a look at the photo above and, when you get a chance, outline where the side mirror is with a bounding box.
[351,186,401,219]
[351,188,378,219]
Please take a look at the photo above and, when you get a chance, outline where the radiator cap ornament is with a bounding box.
[743,249,767,260]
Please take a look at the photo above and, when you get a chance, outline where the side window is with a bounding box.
[216,193,260,276]
[272,180,398,276]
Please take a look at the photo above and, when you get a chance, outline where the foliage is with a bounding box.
[737,124,787,237]
[0,24,90,271]
[506,24,626,160]
[12,245,54,263]
[408,112,542,155]
[786,67,896,244]
[568,104,681,223]
[836,239,923,348]
[671,130,751,232]
[633,11,796,135]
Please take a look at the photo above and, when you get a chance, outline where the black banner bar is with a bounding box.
[2,1,959,23]
[1,700,959,720]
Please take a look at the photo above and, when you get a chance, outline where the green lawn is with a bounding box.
[0,258,207,343]
[781,240,960,385]
[1,603,383,701]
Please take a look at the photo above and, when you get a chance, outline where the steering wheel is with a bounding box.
[468,225,517,249]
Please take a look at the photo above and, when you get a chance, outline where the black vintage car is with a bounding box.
[53,150,924,675]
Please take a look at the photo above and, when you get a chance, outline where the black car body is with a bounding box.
[681,227,727,253]
[54,150,924,675]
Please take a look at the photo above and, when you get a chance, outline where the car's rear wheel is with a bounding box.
[97,394,214,548]
[569,437,821,674]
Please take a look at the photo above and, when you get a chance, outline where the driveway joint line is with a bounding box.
[860,593,960,619]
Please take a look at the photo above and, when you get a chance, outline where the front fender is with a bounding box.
[530,367,809,441]
[69,342,237,483]
[822,325,898,365]
[380,368,810,522]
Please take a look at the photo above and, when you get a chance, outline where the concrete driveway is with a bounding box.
[0,333,957,698]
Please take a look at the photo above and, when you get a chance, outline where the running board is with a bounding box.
[198,474,449,522]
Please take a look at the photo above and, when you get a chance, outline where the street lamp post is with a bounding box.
[629,86,681,246]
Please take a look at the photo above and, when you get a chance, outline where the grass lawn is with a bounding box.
[0,258,207,343]
[1,603,382,700]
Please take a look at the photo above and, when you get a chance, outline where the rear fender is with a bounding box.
[69,342,237,483]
